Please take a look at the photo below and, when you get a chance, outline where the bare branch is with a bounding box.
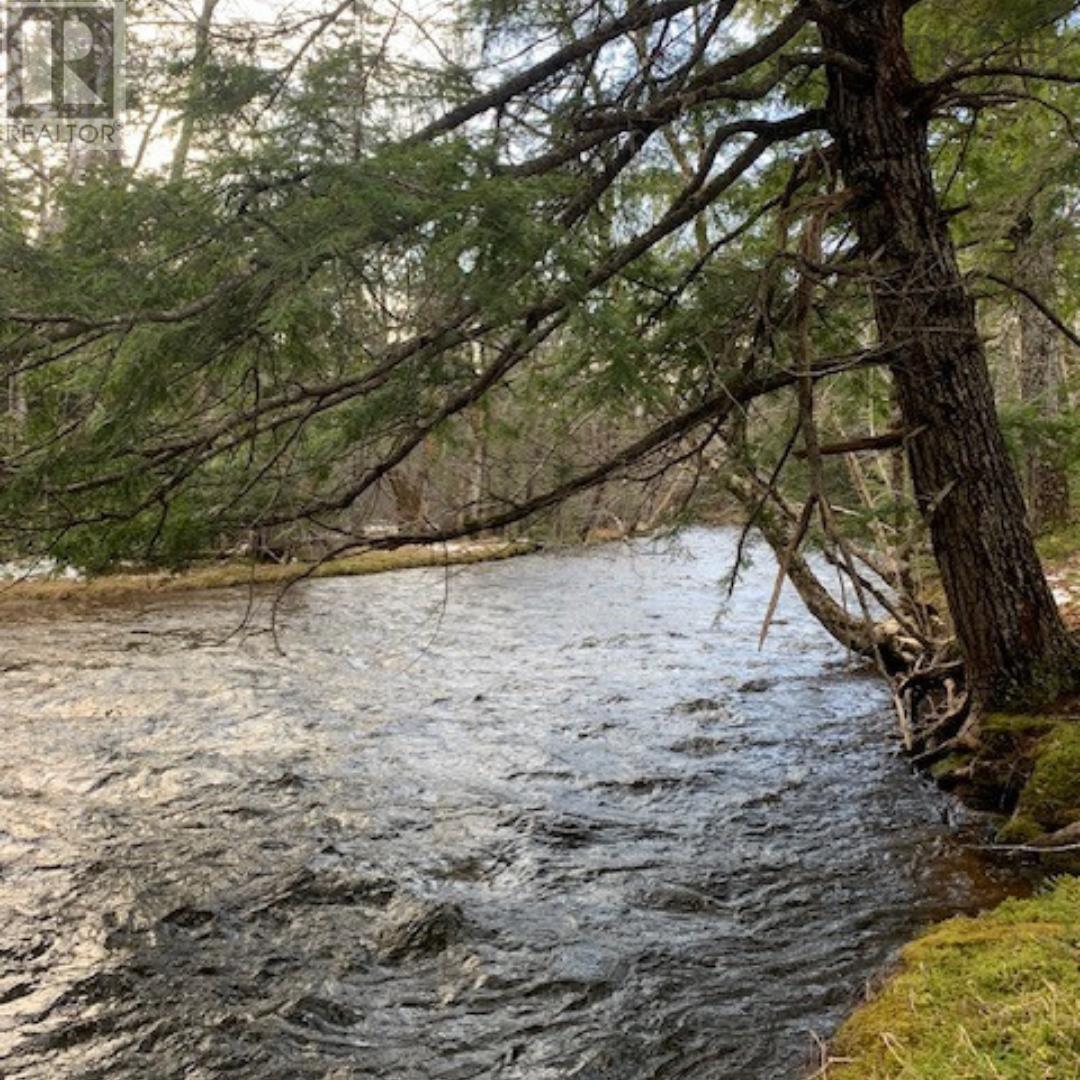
[975,270,1080,351]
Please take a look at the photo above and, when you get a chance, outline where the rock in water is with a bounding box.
[738,678,774,693]
[372,894,464,963]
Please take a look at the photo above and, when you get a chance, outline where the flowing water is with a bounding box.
[0,529,1031,1079]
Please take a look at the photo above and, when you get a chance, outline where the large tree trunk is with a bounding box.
[816,0,1079,708]
[1015,220,1070,533]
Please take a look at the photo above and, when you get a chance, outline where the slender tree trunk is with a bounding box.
[171,0,220,184]
[817,0,1078,708]
[1015,221,1070,533]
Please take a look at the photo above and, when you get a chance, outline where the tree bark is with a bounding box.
[816,0,1079,708]
[1015,220,1070,533]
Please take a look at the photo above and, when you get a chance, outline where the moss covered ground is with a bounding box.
[983,716,1080,845]
[826,876,1080,1079]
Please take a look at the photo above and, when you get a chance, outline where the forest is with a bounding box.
[1,0,1079,1077]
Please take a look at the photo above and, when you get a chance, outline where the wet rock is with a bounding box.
[636,882,724,914]
[281,993,359,1029]
[738,678,774,693]
[669,735,725,757]
[294,868,396,907]
[372,894,465,963]
[160,906,215,930]
[673,697,724,714]
[595,774,682,796]
[244,868,395,915]
[527,813,599,848]
[571,1038,663,1079]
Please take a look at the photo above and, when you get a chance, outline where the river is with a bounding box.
[0,528,1031,1078]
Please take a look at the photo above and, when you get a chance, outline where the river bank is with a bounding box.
[821,877,1080,1078]
[822,752,1079,1078]
[0,538,537,612]
[818,536,1080,1078]
[898,537,1080,850]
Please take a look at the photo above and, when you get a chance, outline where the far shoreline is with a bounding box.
[0,538,540,613]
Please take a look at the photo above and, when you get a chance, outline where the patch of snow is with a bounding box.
[0,558,83,582]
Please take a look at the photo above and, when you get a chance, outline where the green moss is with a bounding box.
[980,716,1080,843]
[828,877,1080,1079]
[1016,723,1080,831]
[983,712,1058,736]
[929,753,971,781]
[994,814,1043,845]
